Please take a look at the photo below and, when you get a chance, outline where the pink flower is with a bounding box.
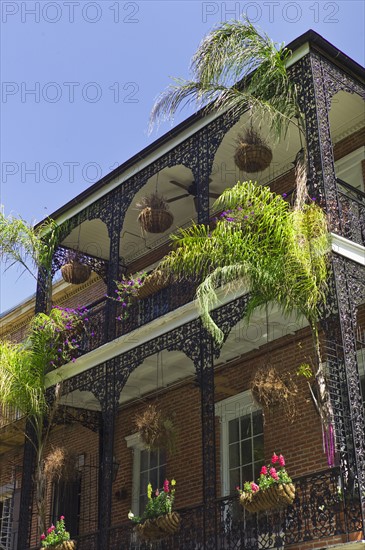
[278,454,285,467]
[271,453,278,464]
[260,465,268,475]
[40,534,45,540]
[60,515,65,520]
[251,483,259,493]
[269,467,279,480]
[236,486,240,492]
[163,479,169,493]
[155,489,159,496]
[47,525,55,533]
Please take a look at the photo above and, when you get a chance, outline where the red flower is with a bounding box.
[40,534,45,540]
[271,453,278,464]
[269,467,279,480]
[260,465,268,475]
[278,454,285,467]
[163,479,169,493]
[251,482,259,492]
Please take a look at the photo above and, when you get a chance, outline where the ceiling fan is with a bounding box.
[166,179,220,212]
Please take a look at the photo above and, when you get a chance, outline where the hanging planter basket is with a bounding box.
[134,403,176,452]
[45,541,76,550]
[44,447,79,482]
[61,260,91,285]
[136,512,180,541]
[136,270,170,300]
[234,129,273,173]
[251,364,298,422]
[136,193,174,234]
[240,483,296,514]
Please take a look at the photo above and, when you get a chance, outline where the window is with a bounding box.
[0,485,19,550]
[216,391,264,496]
[52,478,81,537]
[126,433,167,515]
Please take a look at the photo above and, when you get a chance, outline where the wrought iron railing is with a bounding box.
[336,178,365,246]
[0,404,23,429]
[216,468,363,550]
[27,469,363,549]
[108,503,204,549]
[77,279,196,357]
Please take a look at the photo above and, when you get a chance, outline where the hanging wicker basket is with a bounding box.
[45,541,76,550]
[61,261,91,285]
[136,193,174,234]
[240,483,295,514]
[138,208,173,234]
[134,403,176,452]
[136,512,180,541]
[234,129,273,173]
[136,270,170,300]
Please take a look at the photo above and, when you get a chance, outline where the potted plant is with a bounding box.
[134,403,177,452]
[40,516,75,549]
[237,453,295,513]
[251,364,298,422]
[128,479,180,541]
[136,192,174,234]
[61,252,91,285]
[234,127,273,172]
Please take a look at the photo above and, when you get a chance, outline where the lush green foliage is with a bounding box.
[0,307,90,533]
[0,213,61,278]
[150,17,302,141]
[129,479,176,524]
[0,306,90,422]
[41,516,71,547]
[160,181,329,344]
[111,272,148,321]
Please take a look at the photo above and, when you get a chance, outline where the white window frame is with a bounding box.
[215,390,262,497]
[125,433,167,516]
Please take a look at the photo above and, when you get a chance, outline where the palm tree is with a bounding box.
[150,17,308,206]
[150,18,303,140]
[0,307,89,534]
[159,180,335,464]
[0,212,61,311]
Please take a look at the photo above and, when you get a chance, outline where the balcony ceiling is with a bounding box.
[60,90,364,272]
[59,304,307,412]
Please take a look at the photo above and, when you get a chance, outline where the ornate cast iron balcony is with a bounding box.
[69,469,363,550]
[336,178,365,246]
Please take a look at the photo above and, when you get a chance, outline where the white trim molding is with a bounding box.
[331,233,365,266]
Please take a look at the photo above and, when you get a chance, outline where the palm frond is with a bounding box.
[0,213,61,278]
[150,17,300,141]
[158,181,330,344]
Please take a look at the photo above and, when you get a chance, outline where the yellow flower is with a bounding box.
[171,479,176,486]
[128,511,134,520]
[147,483,152,499]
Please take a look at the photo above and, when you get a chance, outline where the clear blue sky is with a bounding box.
[1,0,364,313]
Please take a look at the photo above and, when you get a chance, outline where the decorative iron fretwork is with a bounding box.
[217,468,362,550]
[292,50,365,529]
[51,405,101,432]
[52,245,109,282]
[17,422,37,550]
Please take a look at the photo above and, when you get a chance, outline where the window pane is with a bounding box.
[149,468,158,489]
[149,450,158,469]
[241,441,252,465]
[252,411,263,435]
[140,471,149,493]
[140,450,149,471]
[242,464,253,483]
[229,443,240,469]
[253,434,264,463]
[240,416,252,439]
[229,468,240,493]
[229,418,239,443]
